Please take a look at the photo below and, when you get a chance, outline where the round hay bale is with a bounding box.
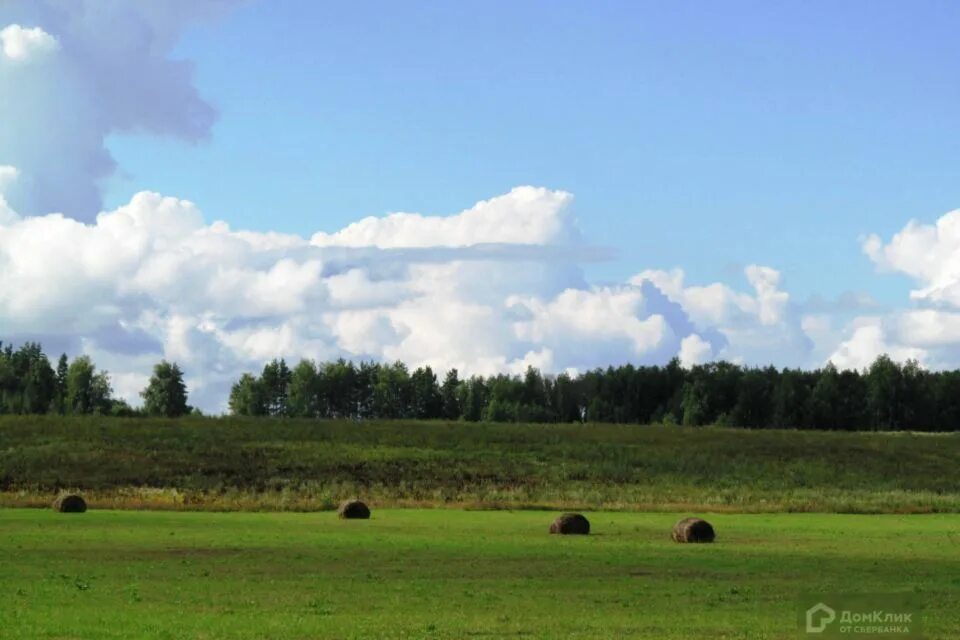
[337,499,370,519]
[53,494,87,513]
[671,517,715,543]
[549,513,590,535]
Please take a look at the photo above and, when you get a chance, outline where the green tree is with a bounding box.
[229,373,265,416]
[771,368,811,428]
[322,359,357,418]
[517,366,555,421]
[410,366,442,419]
[17,343,55,414]
[681,379,708,426]
[65,355,112,414]
[141,361,189,417]
[288,360,320,418]
[54,354,69,414]
[462,376,487,422]
[0,348,13,414]
[371,362,412,418]
[808,363,841,429]
[484,397,517,422]
[729,367,775,428]
[866,355,902,430]
[899,359,931,430]
[440,368,462,420]
[261,359,292,417]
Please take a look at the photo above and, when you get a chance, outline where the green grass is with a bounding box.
[2,416,960,512]
[1,508,957,639]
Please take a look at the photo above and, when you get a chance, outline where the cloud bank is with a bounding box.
[0,175,825,411]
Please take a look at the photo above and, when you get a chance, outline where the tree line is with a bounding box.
[229,354,960,431]
[4,339,960,430]
[0,342,191,417]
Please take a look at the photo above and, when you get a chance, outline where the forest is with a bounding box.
[2,339,959,430]
[229,354,960,431]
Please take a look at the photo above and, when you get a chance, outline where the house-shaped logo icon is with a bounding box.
[806,602,837,633]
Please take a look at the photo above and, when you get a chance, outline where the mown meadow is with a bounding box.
[1,416,958,513]
[2,509,958,639]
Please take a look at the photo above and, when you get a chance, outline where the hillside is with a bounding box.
[1,416,958,513]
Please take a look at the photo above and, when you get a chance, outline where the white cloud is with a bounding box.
[893,309,960,348]
[827,318,927,371]
[0,2,236,218]
[745,264,789,326]
[0,185,820,411]
[23,183,960,410]
[507,287,673,365]
[630,264,812,366]
[832,209,960,370]
[631,267,764,328]
[0,24,58,61]
[311,186,579,248]
[863,210,960,307]
[679,334,713,367]
[22,183,960,412]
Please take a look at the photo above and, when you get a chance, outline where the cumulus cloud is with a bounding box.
[863,210,960,307]
[0,1,235,218]
[0,24,59,61]
[24,180,960,409]
[312,187,580,248]
[507,287,673,367]
[0,184,825,411]
[809,209,960,371]
[629,265,811,366]
[679,334,713,367]
[827,318,927,371]
[825,307,960,372]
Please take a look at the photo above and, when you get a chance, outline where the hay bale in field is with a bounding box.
[337,499,371,519]
[671,517,715,543]
[53,494,87,513]
[549,513,590,535]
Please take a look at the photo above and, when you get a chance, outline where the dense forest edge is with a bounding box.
[2,340,960,431]
[1,417,958,513]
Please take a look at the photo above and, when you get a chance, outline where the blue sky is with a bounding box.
[4,0,960,409]
[104,1,960,305]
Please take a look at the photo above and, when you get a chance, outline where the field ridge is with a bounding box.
[2,416,959,513]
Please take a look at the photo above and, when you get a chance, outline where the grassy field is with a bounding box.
[1,508,957,639]
[1,416,959,513]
